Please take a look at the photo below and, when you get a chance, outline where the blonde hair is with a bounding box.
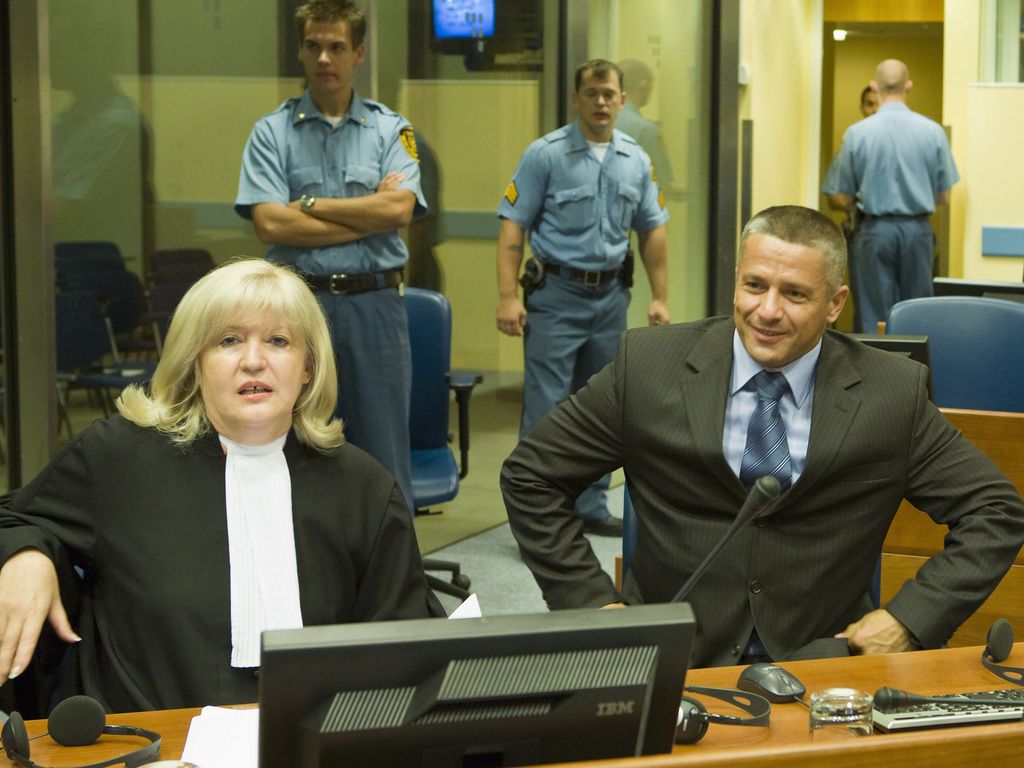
[117,258,344,450]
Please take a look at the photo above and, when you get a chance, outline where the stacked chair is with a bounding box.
[144,248,215,353]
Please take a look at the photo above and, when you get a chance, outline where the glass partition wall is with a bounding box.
[1,0,713,489]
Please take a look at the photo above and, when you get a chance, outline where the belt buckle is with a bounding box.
[328,274,350,294]
[583,271,601,287]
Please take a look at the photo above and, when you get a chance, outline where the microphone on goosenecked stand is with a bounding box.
[671,475,782,605]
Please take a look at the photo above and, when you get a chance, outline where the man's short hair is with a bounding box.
[575,59,624,92]
[295,0,366,47]
[738,206,848,292]
[860,85,874,105]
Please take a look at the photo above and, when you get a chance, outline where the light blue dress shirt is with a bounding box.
[235,90,426,275]
[496,121,668,270]
[722,331,822,486]
[832,102,959,216]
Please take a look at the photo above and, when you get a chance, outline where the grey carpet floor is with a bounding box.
[429,486,625,616]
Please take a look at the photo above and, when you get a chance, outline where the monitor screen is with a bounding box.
[258,603,695,767]
[433,0,495,39]
[932,277,1024,303]
[847,333,933,400]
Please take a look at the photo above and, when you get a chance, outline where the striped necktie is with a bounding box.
[739,370,792,492]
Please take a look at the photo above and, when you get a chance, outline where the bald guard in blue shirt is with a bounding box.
[827,59,958,332]
[496,59,669,536]
[235,0,425,511]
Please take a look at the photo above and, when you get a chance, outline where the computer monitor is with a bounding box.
[258,603,695,767]
[846,333,934,400]
[932,277,1024,303]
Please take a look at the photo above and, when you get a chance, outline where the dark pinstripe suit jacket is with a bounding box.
[502,317,1024,667]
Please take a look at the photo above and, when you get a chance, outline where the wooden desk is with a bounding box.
[8,643,1024,767]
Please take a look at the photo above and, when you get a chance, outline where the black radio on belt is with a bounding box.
[519,257,546,295]
[620,247,634,288]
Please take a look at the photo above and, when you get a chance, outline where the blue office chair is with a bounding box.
[61,268,151,361]
[887,296,1024,412]
[621,485,881,609]
[405,288,482,600]
[56,290,155,435]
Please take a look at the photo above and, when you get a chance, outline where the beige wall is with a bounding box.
[741,0,822,212]
[398,80,541,371]
[962,84,1024,280]
[942,0,981,278]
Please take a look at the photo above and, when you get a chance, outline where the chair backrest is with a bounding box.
[148,248,214,286]
[61,269,145,336]
[887,296,1024,412]
[622,485,638,575]
[55,241,125,283]
[149,247,214,269]
[56,291,113,372]
[405,288,452,451]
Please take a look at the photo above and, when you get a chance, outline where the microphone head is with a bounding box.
[872,687,899,712]
[872,687,931,712]
[754,475,781,500]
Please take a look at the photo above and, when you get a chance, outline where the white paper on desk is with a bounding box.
[180,706,259,768]
[447,592,481,619]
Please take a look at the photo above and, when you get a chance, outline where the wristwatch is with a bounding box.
[300,194,317,212]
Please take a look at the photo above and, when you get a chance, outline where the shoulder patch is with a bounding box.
[399,126,419,161]
[504,181,519,206]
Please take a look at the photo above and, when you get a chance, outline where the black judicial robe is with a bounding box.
[0,415,442,712]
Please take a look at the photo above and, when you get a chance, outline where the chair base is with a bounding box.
[424,557,471,601]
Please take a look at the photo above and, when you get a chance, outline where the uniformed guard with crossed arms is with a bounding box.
[495,59,670,536]
[235,0,425,512]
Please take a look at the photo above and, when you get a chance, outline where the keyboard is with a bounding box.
[872,687,1024,731]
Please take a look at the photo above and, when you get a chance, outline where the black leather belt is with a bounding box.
[304,269,403,295]
[550,264,621,288]
[863,213,929,221]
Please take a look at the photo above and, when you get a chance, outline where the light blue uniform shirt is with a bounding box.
[235,90,426,275]
[832,102,959,216]
[497,121,668,270]
[722,331,821,486]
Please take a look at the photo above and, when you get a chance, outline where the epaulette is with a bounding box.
[541,125,573,144]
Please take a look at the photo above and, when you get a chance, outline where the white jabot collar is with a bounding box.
[220,433,302,668]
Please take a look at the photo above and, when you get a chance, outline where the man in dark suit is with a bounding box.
[501,205,1024,668]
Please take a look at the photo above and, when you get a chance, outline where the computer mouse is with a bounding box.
[736,662,807,703]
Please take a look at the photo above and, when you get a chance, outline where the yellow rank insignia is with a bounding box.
[658,188,666,208]
[504,181,519,206]
[399,126,419,162]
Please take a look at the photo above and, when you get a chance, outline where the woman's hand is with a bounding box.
[0,549,80,684]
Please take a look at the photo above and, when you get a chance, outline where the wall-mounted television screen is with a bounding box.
[433,0,495,39]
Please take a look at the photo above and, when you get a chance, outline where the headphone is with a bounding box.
[675,686,772,744]
[982,618,1024,686]
[1,695,161,768]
